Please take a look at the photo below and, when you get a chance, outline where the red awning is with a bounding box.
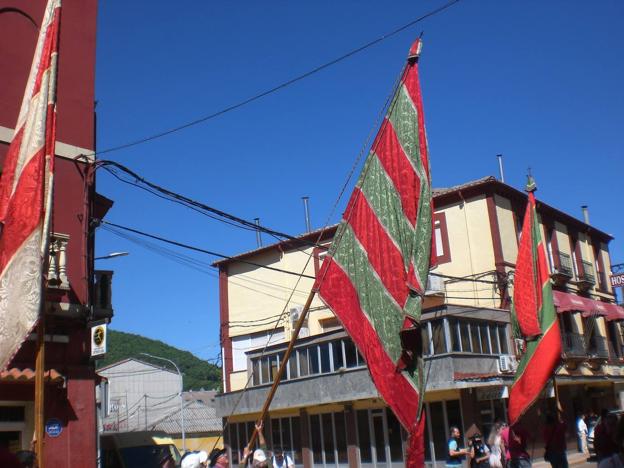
[552,291,624,321]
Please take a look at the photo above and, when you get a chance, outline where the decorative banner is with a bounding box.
[91,323,107,357]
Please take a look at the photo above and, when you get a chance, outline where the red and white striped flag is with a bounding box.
[0,0,61,370]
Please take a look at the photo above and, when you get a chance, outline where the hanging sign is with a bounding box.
[91,323,107,358]
[610,273,624,288]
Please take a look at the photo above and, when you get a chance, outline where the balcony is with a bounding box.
[93,270,114,320]
[551,252,573,286]
[47,233,70,289]
[586,335,609,361]
[576,260,596,291]
[561,332,586,360]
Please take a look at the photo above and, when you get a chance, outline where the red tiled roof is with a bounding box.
[0,368,64,384]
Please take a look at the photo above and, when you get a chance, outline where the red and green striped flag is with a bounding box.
[508,177,562,424]
[317,38,433,467]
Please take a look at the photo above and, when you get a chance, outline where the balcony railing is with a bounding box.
[586,335,609,360]
[47,233,70,289]
[580,260,596,285]
[556,252,573,277]
[561,332,586,359]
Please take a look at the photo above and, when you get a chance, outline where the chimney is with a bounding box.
[254,218,262,247]
[497,154,505,183]
[302,197,311,233]
[581,205,590,225]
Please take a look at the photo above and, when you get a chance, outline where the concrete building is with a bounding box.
[214,176,624,467]
[98,358,182,433]
[0,1,112,466]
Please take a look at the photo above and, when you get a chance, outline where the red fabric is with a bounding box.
[374,121,420,226]
[552,291,624,321]
[317,259,424,466]
[512,193,543,337]
[508,322,562,424]
[346,187,416,307]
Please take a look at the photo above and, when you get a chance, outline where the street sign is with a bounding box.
[610,273,624,288]
[91,323,107,358]
[45,418,63,438]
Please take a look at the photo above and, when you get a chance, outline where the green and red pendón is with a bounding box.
[316,38,433,468]
[508,177,562,425]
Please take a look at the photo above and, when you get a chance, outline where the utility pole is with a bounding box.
[144,394,147,430]
[140,353,186,452]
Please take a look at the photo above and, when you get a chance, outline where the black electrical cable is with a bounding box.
[96,160,322,249]
[91,0,463,158]
[98,219,316,280]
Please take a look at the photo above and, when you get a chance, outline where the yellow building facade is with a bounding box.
[215,176,623,467]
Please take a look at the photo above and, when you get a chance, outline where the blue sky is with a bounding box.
[94,1,623,361]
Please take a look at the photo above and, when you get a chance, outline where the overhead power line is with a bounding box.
[99,219,503,287]
[89,0,462,157]
[96,160,322,249]
[98,220,316,279]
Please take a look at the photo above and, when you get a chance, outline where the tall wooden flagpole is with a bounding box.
[34,316,46,467]
[245,288,317,451]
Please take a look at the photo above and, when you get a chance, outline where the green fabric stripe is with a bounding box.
[388,85,422,171]
[360,154,415,271]
[412,182,432,282]
[387,83,432,289]
[331,224,405,362]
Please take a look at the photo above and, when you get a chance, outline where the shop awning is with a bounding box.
[552,291,624,321]
[0,368,64,384]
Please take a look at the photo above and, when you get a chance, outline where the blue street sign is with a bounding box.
[45,418,63,438]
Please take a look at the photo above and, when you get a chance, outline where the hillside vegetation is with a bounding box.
[98,330,221,391]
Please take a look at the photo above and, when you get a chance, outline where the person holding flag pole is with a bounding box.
[508,175,563,436]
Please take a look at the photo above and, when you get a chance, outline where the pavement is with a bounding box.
[531,452,593,467]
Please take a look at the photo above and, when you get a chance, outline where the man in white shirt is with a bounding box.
[577,412,588,454]
[271,448,294,468]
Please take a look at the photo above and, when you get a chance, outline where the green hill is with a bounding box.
[98,330,221,391]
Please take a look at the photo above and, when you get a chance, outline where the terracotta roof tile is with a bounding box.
[0,368,64,384]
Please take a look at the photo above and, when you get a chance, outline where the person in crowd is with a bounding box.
[241,422,273,468]
[501,422,512,466]
[598,415,624,468]
[271,448,294,468]
[508,423,531,468]
[543,411,567,468]
[488,422,505,468]
[209,448,229,468]
[595,410,620,462]
[469,431,491,468]
[181,450,209,468]
[446,426,469,467]
[576,411,588,454]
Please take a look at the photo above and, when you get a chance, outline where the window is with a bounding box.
[433,212,451,264]
[309,411,348,467]
[449,319,461,352]
[431,320,446,354]
[250,338,365,386]
[332,341,344,370]
[470,323,481,353]
[422,318,508,357]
